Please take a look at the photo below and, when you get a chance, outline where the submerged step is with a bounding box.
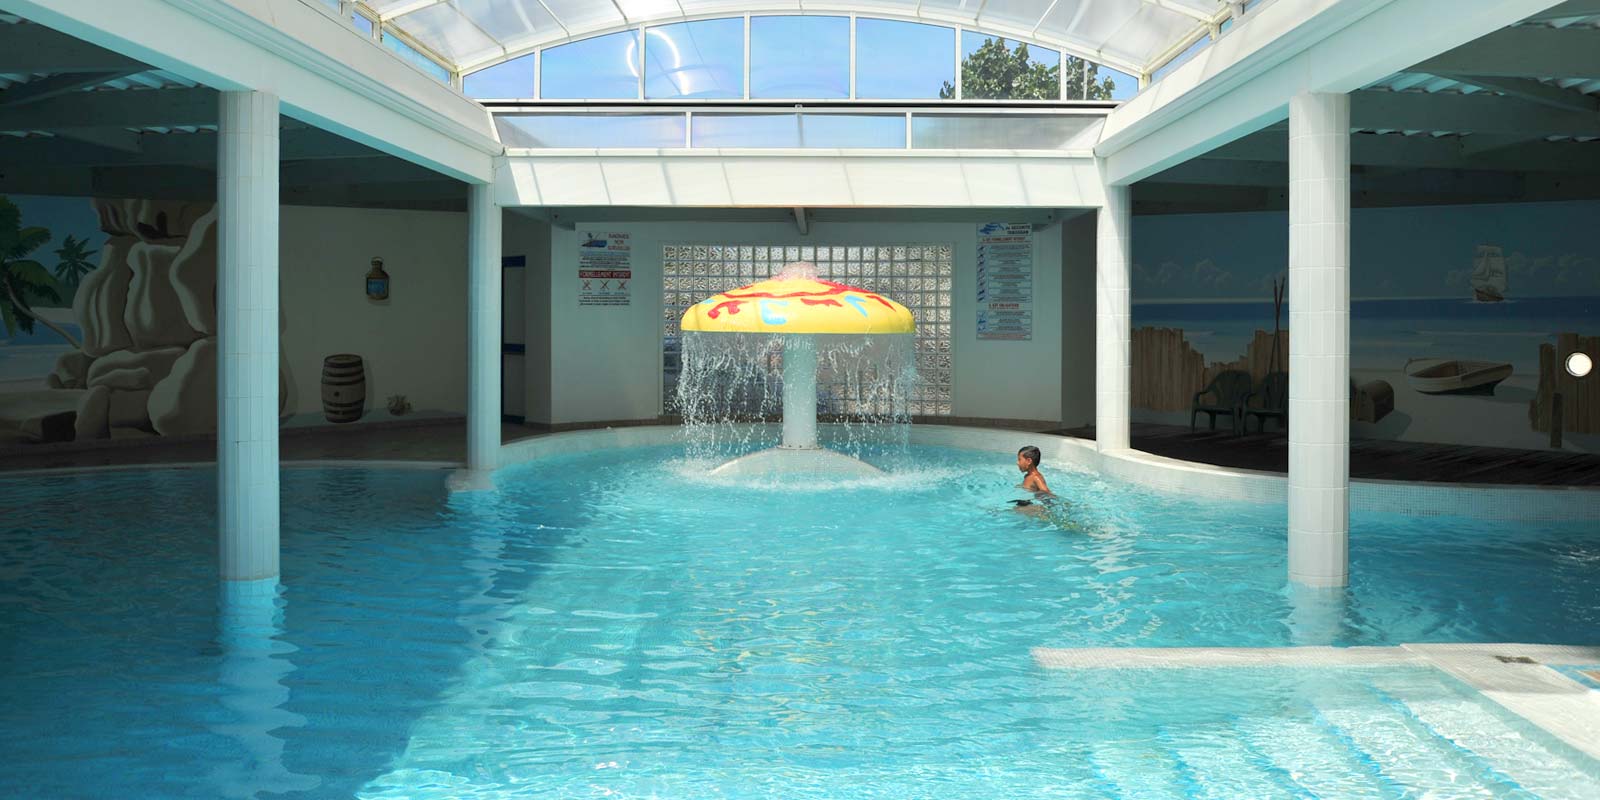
[1317,687,1530,799]
[1238,714,1393,799]
[1162,724,1300,800]
[1087,740,1189,800]
[1370,674,1600,799]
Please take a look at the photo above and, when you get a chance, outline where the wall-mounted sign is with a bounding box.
[976,222,1032,341]
[578,231,632,307]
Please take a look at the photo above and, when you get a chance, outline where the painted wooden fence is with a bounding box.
[1131,327,1289,412]
[1530,332,1600,436]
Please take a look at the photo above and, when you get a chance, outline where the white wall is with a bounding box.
[541,216,1081,426]
[501,154,1104,209]
[280,205,467,424]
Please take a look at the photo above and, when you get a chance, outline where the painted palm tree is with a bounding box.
[0,197,81,347]
[53,234,98,290]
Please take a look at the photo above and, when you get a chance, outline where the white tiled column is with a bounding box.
[218,91,279,584]
[466,182,501,472]
[1288,92,1351,588]
[1096,183,1132,452]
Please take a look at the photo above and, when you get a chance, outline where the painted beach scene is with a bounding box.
[1131,201,1600,453]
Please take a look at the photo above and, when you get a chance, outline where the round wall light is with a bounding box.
[1567,352,1593,378]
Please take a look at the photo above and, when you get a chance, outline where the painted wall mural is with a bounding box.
[1131,201,1600,453]
[0,194,293,446]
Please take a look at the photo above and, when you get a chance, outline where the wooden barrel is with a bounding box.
[321,354,365,423]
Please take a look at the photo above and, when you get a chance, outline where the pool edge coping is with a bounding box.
[4,424,1596,520]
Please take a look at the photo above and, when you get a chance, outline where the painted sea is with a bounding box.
[1134,295,1600,376]
[0,318,81,388]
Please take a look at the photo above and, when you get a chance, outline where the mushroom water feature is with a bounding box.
[677,261,916,477]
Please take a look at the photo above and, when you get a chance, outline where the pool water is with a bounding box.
[2,445,1598,798]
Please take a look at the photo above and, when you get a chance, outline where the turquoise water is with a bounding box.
[3,445,1599,797]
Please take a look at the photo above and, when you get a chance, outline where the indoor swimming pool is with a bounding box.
[3,444,1598,798]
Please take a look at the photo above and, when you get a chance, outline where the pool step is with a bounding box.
[1087,740,1190,800]
[1316,688,1533,799]
[1162,725,1301,800]
[1369,675,1600,799]
[1238,714,1394,799]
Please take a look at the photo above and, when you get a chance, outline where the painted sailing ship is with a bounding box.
[1470,244,1506,303]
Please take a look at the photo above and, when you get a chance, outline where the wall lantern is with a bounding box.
[366,256,390,303]
[1567,352,1593,378]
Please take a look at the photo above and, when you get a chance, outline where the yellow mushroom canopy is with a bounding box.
[680,271,916,335]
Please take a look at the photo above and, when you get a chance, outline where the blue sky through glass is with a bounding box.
[750,16,849,98]
[855,18,954,99]
[481,15,1132,102]
[464,54,535,98]
[1099,63,1137,100]
[542,30,640,99]
[645,18,744,99]
[382,33,448,82]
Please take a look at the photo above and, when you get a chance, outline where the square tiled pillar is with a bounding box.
[217,91,280,583]
[1096,184,1132,452]
[1288,92,1351,588]
[467,182,502,472]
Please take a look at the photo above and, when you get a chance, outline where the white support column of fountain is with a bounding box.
[781,334,819,449]
[1288,91,1352,589]
[1096,183,1132,452]
[218,91,280,584]
[466,182,501,473]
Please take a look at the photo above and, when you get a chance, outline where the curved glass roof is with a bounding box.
[354,1,1231,80]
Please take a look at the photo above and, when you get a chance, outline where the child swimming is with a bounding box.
[1016,445,1051,495]
[1011,445,1053,516]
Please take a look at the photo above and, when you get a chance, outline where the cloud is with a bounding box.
[1132,260,1183,287]
[1133,258,1238,296]
[1190,259,1233,289]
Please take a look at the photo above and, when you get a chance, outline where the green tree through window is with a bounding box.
[939,38,1117,100]
[1067,57,1121,101]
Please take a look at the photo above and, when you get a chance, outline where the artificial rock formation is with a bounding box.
[42,199,291,442]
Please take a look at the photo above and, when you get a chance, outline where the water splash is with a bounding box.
[672,331,917,467]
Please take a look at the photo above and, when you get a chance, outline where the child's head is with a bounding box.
[1017,445,1042,473]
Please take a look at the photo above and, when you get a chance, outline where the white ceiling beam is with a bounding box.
[1350,89,1600,138]
[56,128,145,153]
[369,0,445,22]
[1030,0,1062,36]
[0,70,138,107]
[0,127,387,166]
[1205,128,1600,171]
[1099,0,1574,186]
[1523,0,1600,22]
[1435,73,1600,114]
[0,86,214,131]
[1142,0,1219,23]
[1413,26,1600,79]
